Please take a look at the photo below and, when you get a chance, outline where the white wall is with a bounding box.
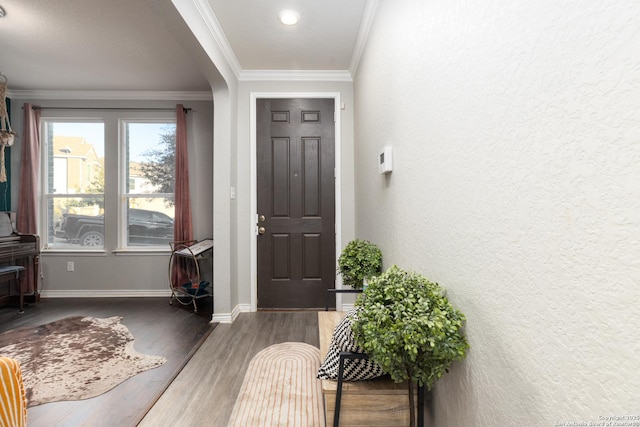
[152,0,240,318]
[354,0,639,425]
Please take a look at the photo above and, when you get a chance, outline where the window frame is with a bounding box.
[119,117,176,251]
[40,117,106,252]
[40,112,176,253]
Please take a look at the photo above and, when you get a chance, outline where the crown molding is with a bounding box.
[239,70,353,82]
[6,90,213,101]
[349,0,380,78]
[192,0,243,79]
[189,0,356,83]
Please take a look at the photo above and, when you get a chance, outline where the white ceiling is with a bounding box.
[209,0,367,71]
[0,0,370,93]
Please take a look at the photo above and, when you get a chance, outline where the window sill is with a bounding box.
[42,249,107,256]
[41,248,171,256]
[112,248,171,256]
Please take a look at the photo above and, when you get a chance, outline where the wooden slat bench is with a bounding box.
[318,311,420,427]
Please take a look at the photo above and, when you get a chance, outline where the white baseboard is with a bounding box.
[340,303,355,311]
[211,303,251,324]
[210,313,232,323]
[237,304,251,315]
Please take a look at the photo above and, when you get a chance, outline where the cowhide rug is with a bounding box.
[0,316,166,407]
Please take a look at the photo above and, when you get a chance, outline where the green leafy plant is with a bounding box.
[337,239,383,289]
[352,265,469,427]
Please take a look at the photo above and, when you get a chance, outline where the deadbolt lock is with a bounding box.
[258,214,266,222]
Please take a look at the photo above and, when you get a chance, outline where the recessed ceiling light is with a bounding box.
[278,9,300,26]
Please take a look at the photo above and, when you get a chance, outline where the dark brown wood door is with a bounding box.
[257,98,336,309]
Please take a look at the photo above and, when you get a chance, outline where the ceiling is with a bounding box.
[0,0,370,93]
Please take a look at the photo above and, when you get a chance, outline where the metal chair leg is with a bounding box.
[334,351,369,427]
[334,354,346,427]
[418,384,425,427]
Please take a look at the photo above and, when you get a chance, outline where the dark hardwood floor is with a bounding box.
[0,297,216,427]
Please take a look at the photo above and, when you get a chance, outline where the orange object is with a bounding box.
[0,357,27,427]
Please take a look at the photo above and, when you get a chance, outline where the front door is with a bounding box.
[256,98,336,309]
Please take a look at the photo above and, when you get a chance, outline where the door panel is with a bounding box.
[257,98,336,309]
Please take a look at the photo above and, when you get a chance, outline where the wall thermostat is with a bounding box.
[378,146,393,174]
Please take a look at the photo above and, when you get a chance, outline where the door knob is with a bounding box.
[258,226,266,235]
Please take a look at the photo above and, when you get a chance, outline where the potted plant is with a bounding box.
[352,265,469,427]
[337,239,383,289]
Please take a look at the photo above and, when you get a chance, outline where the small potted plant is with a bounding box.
[352,265,469,427]
[337,239,383,289]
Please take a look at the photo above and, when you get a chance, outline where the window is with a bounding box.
[42,115,176,251]
[44,121,105,249]
[122,121,176,247]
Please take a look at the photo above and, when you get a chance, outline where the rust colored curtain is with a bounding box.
[174,104,193,243]
[171,105,193,288]
[16,103,40,293]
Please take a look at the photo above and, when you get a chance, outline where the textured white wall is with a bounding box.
[354,0,640,425]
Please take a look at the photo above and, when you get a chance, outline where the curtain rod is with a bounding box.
[28,106,191,113]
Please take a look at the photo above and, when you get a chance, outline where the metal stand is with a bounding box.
[168,240,212,313]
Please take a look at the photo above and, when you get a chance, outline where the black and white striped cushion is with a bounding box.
[317,308,385,381]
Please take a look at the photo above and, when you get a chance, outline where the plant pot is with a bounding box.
[0,130,15,146]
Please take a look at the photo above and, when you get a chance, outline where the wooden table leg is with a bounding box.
[18,270,24,314]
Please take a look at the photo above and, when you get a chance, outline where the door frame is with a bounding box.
[250,92,343,312]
